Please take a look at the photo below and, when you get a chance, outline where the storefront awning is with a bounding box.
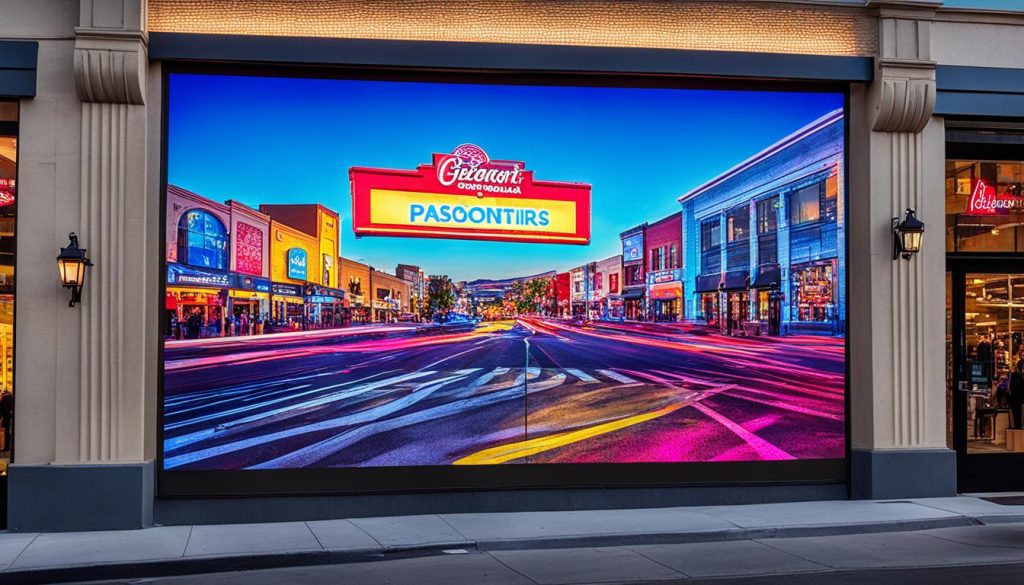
[722,270,750,291]
[751,263,782,289]
[167,263,232,289]
[620,288,645,300]
[695,274,721,293]
[649,282,682,300]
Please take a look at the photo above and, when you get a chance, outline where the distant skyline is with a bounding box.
[168,74,842,282]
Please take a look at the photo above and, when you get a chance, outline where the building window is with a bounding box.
[757,197,779,266]
[624,263,643,286]
[727,205,750,242]
[177,209,228,270]
[701,218,721,251]
[700,218,722,274]
[790,183,822,226]
[757,197,778,234]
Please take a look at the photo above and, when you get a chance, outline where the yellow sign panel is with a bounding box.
[369,189,577,234]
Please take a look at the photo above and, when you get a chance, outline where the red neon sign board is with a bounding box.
[349,144,591,245]
[966,178,1024,215]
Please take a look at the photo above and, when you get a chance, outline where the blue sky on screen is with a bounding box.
[168,74,841,282]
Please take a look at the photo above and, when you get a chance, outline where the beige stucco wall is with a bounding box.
[2,1,81,464]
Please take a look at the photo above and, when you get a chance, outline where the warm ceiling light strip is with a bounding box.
[148,0,876,57]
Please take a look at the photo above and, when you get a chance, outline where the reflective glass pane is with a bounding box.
[964,273,1024,453]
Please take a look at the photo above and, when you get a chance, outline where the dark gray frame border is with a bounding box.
[0,40,37,98]
[936,65,1024,118]
[149,32,873,82]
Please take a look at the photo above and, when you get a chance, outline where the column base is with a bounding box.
[851,448,956,499]
[7,461,153,532]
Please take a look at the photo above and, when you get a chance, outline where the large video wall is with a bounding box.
[161,71,846,491]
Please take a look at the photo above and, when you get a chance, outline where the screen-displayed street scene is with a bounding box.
[162,74,846,470]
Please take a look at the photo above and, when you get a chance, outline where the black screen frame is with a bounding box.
[157,61,851,498]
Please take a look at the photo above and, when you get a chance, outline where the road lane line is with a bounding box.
[164,370,435,445]
[690,402,796,460]
[453,402,686,465]
[598,369,638,384]
[165,370,478,468]
[245,371,479,468]
[564,368,598,383]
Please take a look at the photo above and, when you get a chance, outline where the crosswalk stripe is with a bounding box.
[565,368,598,383]
[597,369,637,384]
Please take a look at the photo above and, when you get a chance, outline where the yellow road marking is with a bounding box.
[453,402,685,465]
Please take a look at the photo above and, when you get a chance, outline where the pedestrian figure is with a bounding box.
[1010,359,1024,430]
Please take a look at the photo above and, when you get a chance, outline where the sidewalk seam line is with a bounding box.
[346,520,386,549]
[925,531,1024,552]
[484,550,542,585]
[754,537,840,570]
[6,533,41,570]
[304,521,326,551]
[436,515,472,542]
[626,546,694,579]
[182,525,194,558]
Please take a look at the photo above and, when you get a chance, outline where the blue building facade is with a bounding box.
[679,109,845,336]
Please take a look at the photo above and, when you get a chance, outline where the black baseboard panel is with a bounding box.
[155,482,847,526]
[7,461,154,532]
[851,448,957,500]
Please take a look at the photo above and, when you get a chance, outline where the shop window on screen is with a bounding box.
[177,210,228,270]
[790,183,821,226]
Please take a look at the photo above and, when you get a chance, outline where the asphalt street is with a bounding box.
[162,319,845,469]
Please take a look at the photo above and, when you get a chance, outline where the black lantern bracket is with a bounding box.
[892,208,925,261]
[57,232,94,307]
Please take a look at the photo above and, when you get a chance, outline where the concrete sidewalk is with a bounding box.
[2,496,1024,584]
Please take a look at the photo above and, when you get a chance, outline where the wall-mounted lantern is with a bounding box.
[57,232,93,307]
[892,208,925,260]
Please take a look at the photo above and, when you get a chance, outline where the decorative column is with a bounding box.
[8,0,153,532]
[849,1,953,498]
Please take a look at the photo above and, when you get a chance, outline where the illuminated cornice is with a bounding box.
[148,0,877,57]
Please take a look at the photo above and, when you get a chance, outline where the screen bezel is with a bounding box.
[157,62,851,498]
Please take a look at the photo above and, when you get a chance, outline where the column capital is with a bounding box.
[73,0,148,105]
[870,8,936,133]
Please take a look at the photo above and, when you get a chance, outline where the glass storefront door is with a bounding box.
[946,129,1024,491]
[951,265,1024,491]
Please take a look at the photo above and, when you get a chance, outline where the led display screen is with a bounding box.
[161,71,846,486]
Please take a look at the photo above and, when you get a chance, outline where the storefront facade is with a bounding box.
[620,224,647,320]
[7,0,1023,531]
[645,212,683,322]
[680,109,845,337]
[340,257,371,324]
[593,254,622,320]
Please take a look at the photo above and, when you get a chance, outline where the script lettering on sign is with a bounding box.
[966,179,1024,215]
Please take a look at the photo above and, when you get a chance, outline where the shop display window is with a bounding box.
[791,261,836,322]
[946,161,1024,252]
